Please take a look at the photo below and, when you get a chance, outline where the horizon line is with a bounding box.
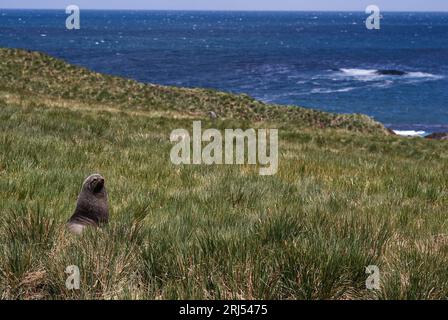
[1,8,448,13]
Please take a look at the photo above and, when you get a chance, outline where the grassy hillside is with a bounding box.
[0,48,387,133]
[1,48,447,300]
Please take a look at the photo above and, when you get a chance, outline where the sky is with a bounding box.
[1,0,448,12]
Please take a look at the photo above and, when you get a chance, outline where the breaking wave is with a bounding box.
[337,68,442,81]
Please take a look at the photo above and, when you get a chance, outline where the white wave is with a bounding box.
[393,130,426,137]
[340,68,377,77]
[406,72,442,79]
[339,68,441,79]
[336,68,443,84]
[311,87,356,94]
[337,68,383,82]
[372,80,393,88]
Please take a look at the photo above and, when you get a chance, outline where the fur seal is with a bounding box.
[67,174,109,234]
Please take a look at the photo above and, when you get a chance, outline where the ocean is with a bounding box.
[1,10,447,133]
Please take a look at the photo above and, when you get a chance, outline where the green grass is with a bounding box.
[1,48,448,300]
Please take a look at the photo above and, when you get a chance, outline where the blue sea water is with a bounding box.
[1,10,447,133]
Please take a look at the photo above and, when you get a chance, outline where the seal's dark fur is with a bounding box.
[67,174,109,234]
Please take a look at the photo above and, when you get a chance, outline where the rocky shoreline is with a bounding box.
[388,128,448,140]
[425,132,448,140]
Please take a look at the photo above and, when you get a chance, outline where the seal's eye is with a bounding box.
[90,178,97,188]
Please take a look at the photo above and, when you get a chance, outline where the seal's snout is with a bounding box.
[94,177,105,192]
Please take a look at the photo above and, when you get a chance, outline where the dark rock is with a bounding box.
[425,132,448,140]
[376,69,407,76]
[386,128,396,135]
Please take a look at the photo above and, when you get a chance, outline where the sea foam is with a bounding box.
[393,130,427,137]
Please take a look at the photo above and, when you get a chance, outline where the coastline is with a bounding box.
[2,47,447,140]
[0,47,390,135]
[1,47,446,140]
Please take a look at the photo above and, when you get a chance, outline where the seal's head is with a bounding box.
[82,173,106,194]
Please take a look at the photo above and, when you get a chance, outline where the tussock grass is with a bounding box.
[0,48,447,300]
